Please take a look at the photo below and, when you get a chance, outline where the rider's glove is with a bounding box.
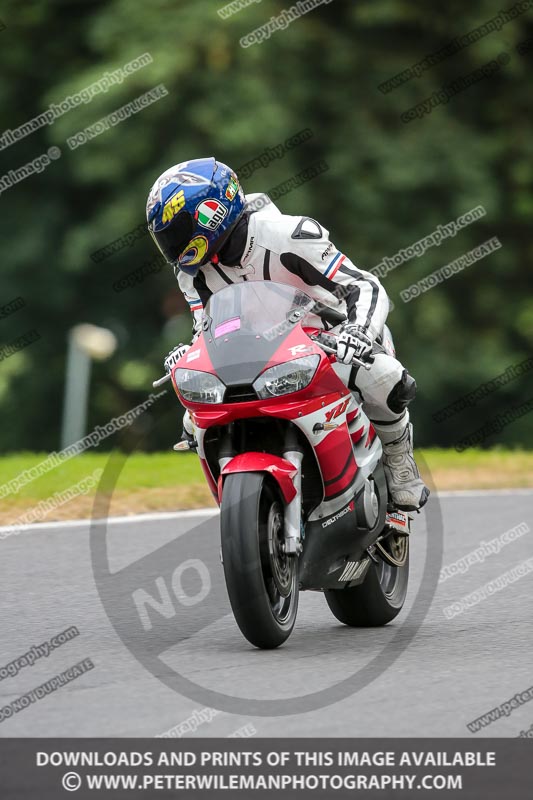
[164,343,190,374]
[336,324,373,365]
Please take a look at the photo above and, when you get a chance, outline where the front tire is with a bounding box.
[220,472,299,649]
[324,532,409,626]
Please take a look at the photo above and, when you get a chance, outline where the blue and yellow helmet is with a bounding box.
[146,157,245,276]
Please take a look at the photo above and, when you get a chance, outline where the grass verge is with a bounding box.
[0,448,531,525]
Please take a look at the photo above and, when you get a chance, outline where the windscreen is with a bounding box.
[202,281,316,387]
[205,281,314,339]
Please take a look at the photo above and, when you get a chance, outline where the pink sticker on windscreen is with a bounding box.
[215,316,241,338]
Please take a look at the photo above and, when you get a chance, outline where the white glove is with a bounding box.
[164,343,190,374]
[336,324,373,365]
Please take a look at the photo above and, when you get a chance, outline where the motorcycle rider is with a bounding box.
[146,158,429,511]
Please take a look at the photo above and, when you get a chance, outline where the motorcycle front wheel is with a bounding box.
[220,472,299,649]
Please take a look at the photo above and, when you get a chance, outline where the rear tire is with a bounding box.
[220,472,298,649]
[324,533,409,626]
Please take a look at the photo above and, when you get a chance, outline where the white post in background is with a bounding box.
[61,324,117,449]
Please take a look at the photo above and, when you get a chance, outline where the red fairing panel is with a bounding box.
[189,389,346,431]
[366,423,376,447]
[350,424,366,445]
[314,425,358,499]
[261,325,321,371]
[180,334,346,429]
[219,452,298,504]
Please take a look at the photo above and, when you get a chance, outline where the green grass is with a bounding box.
[1,448,532,499]
[0,448,531,522]
[417,447,533,490]
[0,451,204,500]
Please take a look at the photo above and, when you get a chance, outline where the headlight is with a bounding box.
[253,355,320,399]
[173,368,225,404]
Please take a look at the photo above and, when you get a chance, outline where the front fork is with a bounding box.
[282,449,303,555]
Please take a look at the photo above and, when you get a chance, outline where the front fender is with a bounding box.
[218,452,298,504]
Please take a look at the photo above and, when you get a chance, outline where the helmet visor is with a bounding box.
[149,212,195,268]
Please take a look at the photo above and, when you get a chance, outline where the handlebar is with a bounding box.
[311,333,374,370]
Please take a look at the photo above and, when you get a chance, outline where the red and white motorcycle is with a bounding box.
[155,281,411,649]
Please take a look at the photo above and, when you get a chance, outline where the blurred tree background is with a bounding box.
[0,0,531,452]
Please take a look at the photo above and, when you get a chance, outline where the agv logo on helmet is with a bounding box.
[196,199,228,231]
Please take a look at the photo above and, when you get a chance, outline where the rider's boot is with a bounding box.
[372,413,430,511]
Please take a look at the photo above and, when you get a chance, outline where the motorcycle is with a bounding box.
[154,281,411,649]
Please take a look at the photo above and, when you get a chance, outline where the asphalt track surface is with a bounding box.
[1,490,531,738]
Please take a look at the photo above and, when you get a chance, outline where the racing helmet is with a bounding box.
[146,157,245,276]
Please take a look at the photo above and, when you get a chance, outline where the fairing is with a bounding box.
[170,282,383,545]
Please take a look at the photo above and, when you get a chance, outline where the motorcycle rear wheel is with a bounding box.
[324,532,409,626]
[221,472,299,649]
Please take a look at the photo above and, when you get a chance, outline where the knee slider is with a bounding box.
[387,369,417,413]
